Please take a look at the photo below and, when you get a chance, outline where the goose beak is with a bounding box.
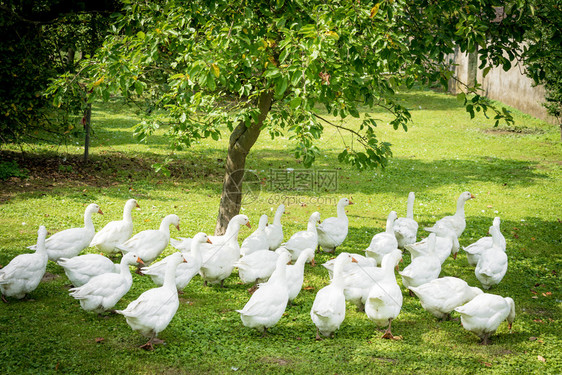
[470,194,475,199]
[351,257,358,263]
[349,200,354,205]
[136,203,141,208]
[246,222,252,229]
[452,253,457,260]
[176,224,181,231]
[206,238,213,244]
[318,220,322,224]
[137,257,145,265]
[98,209,104,215]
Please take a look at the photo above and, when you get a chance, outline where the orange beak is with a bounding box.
[349,199,354,205]
[206,238,213,244]
[351,257,358,263]
[136,203,141,208]
[98,209,104,215]
[246,222,252,229]
[453,253,457,260]
[175,224,181,231]
[136,257,145,265]
[470,194,475,199]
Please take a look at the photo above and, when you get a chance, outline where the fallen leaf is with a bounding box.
[538,355,546,363]
[531,296,538,299]
[533,319,544,323]
[529,336,537,341]
[484,362,492,367]
[95,337,104,343]
[513,234,519,239]
[487,205,493,208]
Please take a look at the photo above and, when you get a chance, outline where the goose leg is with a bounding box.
[140,335,155,351]
[1,294,7,303]
[315,327,322,341]
[381,319,394,339]
[479,334,491,345]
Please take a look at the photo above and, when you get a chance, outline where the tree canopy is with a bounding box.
[47,0,538,232]
[0,0,116,145]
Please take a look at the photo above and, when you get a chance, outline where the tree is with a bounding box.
[519,0,562,138]
[48,0,530,234]
[0,0,116,151]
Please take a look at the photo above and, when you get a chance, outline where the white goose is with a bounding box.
[58,254,120,287]
[264,204,285,250]
[425,191,474,238]
[237,251,292,335]
[399,233,442,289]
[393,192,418,249]
[28,203,103,261]
[317,198,353,253]
[365,211,398,265]
[474,225,508,290]
[404,226,460,263]
[337,250,401,312]
[286,248,315,303]
[463,217,506,266]
[283,212,321,263]
[310,253,357,340]
[0,226,48,302]
[141,233,212,291]
[199,214,250,287]
[90,199,140,254]
[117,252,186,350]
[235,247,290,287]
[365,249,403,339]
[117,214,180,267]
[454,293,515,345]
[408,277,483,320]
[170,214,251,252]
[69,252,144,314]
[240,214,269,256]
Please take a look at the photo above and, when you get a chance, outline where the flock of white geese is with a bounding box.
[0,192,514,349]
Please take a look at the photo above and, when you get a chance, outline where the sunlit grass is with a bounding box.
[0,88,561,373]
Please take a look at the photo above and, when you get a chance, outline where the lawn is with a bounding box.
[0,88,561,374]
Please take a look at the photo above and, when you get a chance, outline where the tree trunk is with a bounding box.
[214,91,274,235]
[83,102,91,162]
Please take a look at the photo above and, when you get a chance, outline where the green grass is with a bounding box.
[1,88,561,374]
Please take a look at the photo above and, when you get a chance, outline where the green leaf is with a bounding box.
[275,76,288,98]
[137,31,146,39]
[456,92,466,103]
[206,72,216,90]
[211,63,220,78]
[289,97,302,109]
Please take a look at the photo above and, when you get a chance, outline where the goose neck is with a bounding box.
[274,210,283,225]
[307,221,318,234]
[336,204,348,221]
[84,210,95,231]
[406,193,415,219]
[163,260,180,289]
[455,197,466,217]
